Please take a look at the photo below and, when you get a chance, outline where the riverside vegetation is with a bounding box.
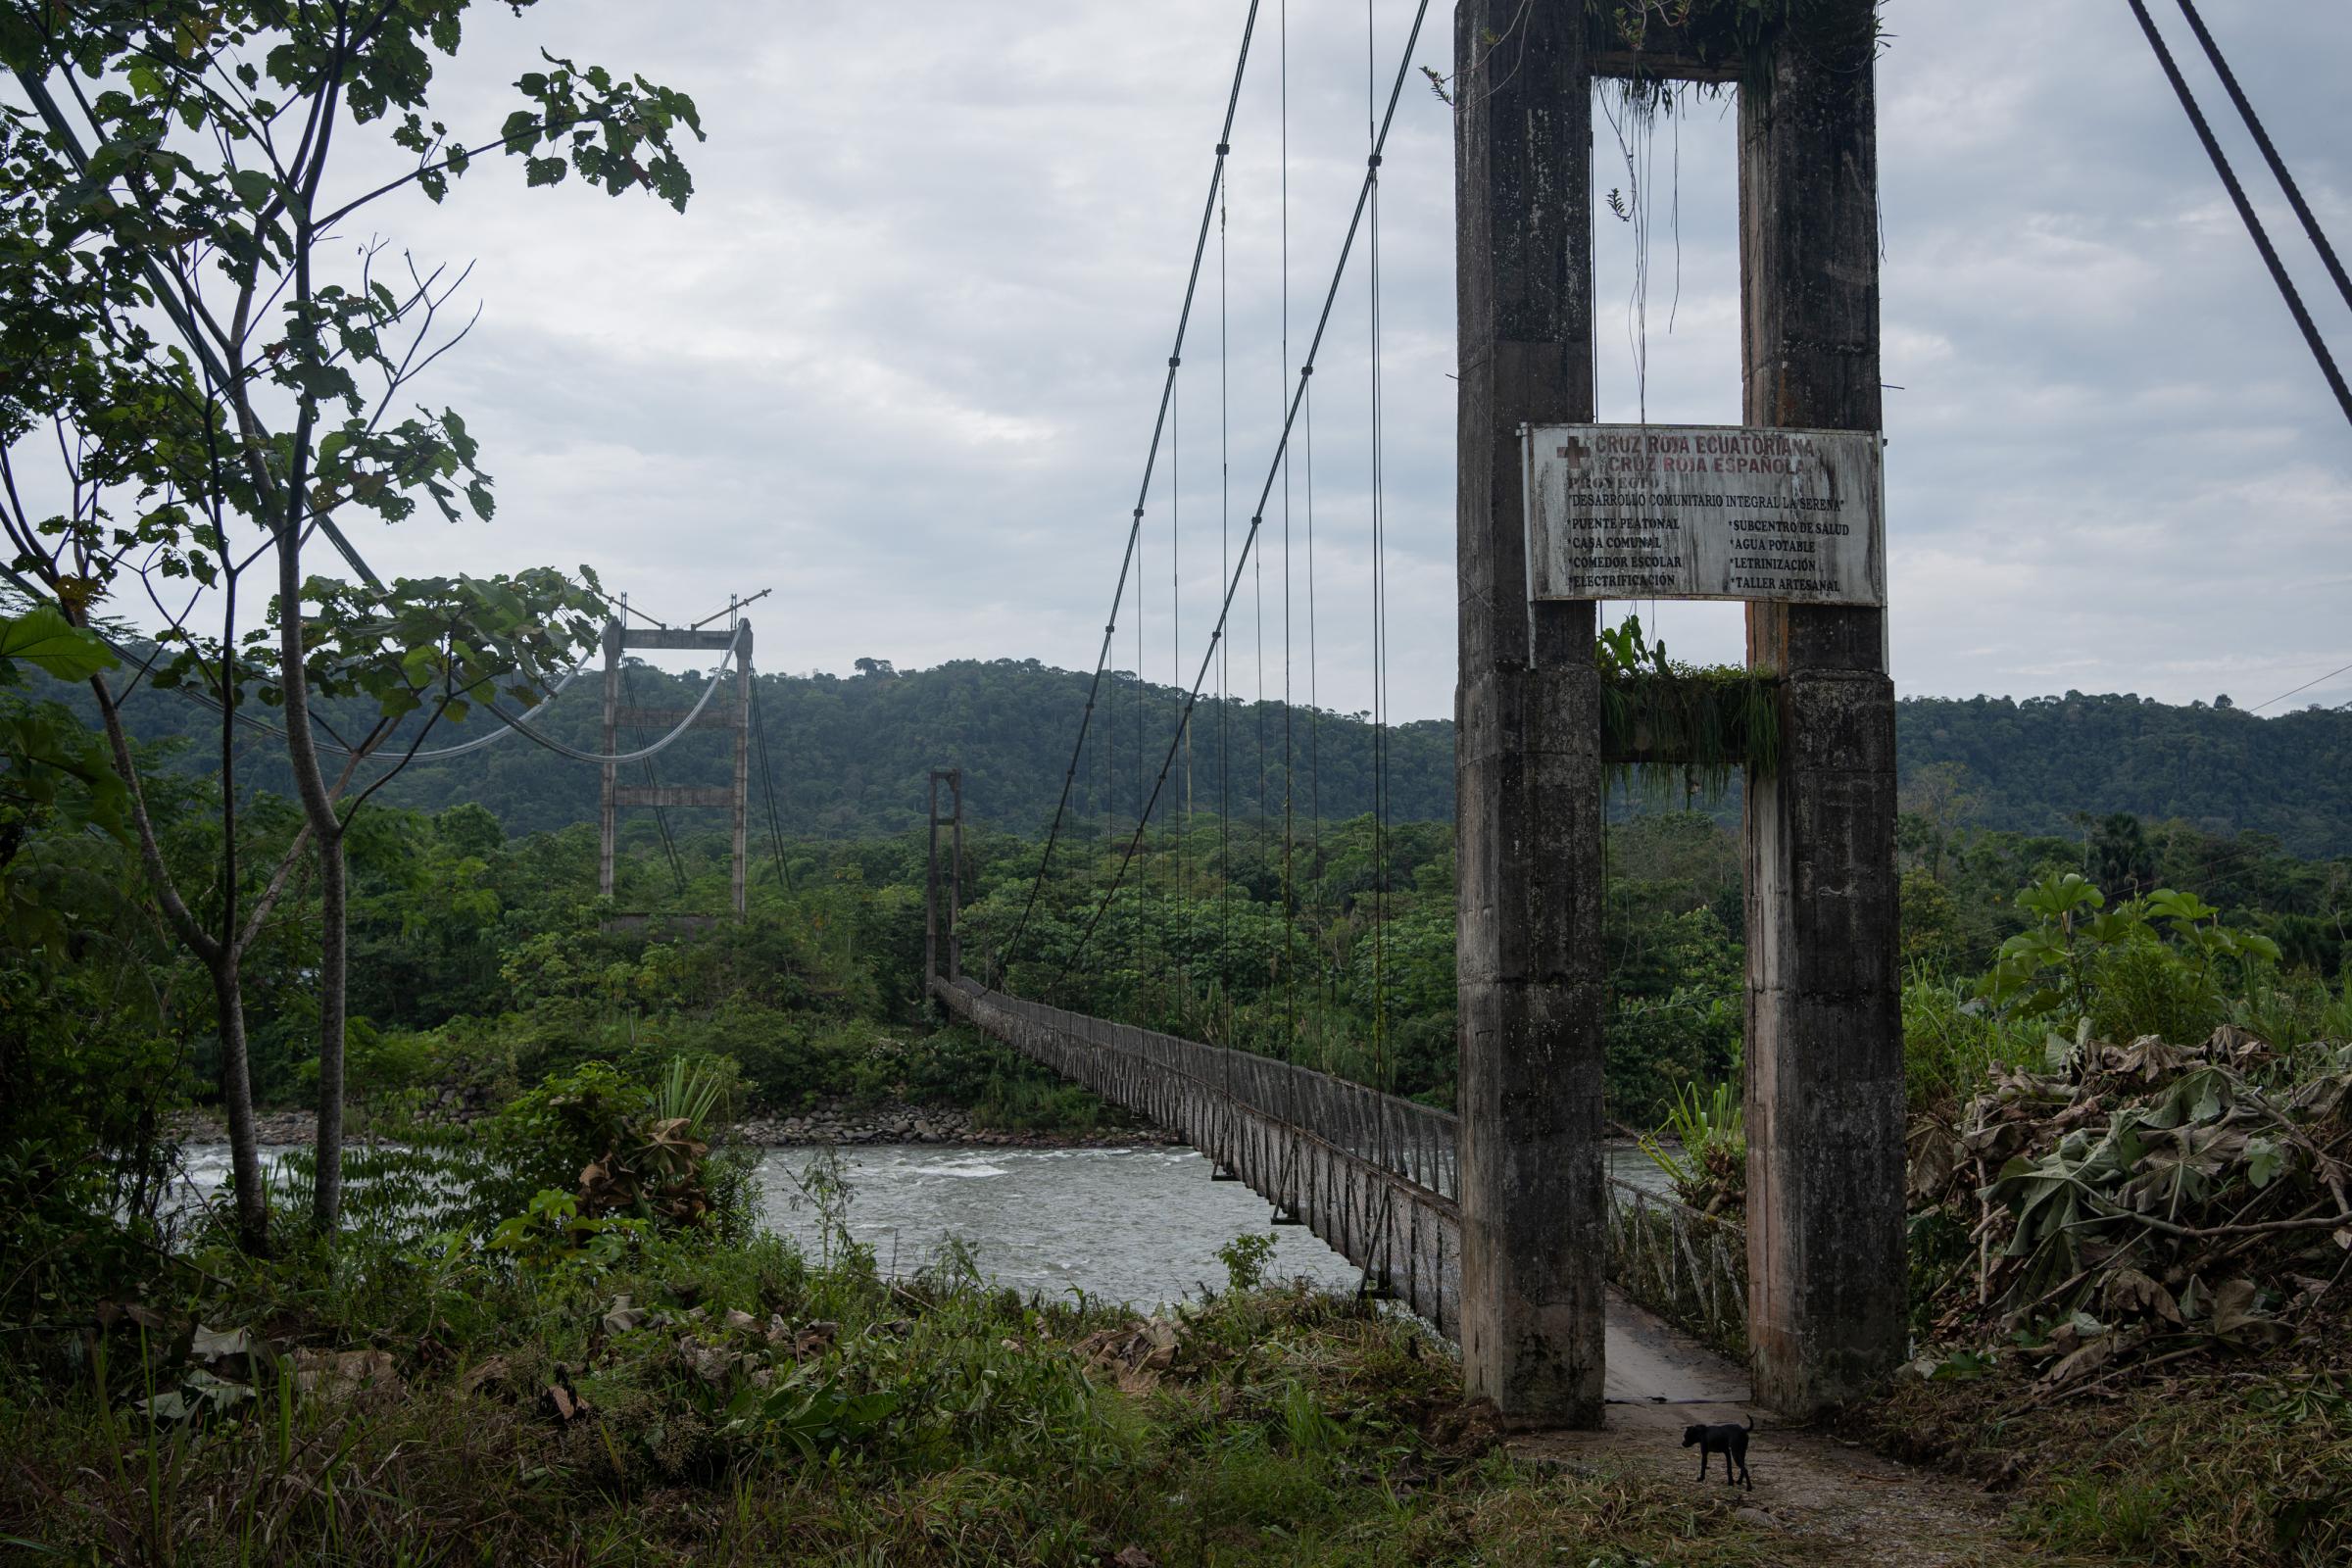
[3,0,2349,1549]
[8,655,2351,1559]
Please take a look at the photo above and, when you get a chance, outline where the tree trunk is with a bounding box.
[85,672,271,1252]
[310,832,347,1232]
[268,405,351,1238]
[210,958,270,1254]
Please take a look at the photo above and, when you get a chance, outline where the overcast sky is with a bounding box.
[77,1,2352,720]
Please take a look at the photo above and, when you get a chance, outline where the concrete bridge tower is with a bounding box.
[1451,0,1902,1424]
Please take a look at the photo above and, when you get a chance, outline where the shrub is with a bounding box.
[480,1058,751,1242]
[1639,1078,1745,1214]
[487,1061,649,1207]
[1901,971,2040,1112]
[2088,935,2225,1046]
[1217,1231,1277,1294]
[1979,873,2279,1040]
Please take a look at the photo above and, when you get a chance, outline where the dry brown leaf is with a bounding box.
[461,1356,511,1396]
[2102,1267,2183,1327]
[2210,1278,2290,1346]
[291,1348,401,1400]
[2041,1330,2129,1386]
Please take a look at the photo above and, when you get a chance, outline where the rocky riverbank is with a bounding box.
[733,1099,1177,1148]
[170,1099,1178,1151]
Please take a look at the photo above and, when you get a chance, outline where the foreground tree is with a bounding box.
[0,0,702,1245]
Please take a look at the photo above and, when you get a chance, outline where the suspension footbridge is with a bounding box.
[929,0,1906,1430]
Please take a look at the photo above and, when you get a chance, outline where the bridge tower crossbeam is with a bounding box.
[596,616,755,917]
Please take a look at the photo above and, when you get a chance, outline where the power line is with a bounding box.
[2248,657,2352,712]
[2123,0,2352,431]
[0,559,756,774]
[2,557,614,762]
[253,629,740,768]
[1058,0,1434,984]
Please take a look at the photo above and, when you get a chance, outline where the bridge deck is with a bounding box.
[934,977,1749,1406]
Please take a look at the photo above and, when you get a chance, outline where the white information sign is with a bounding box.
[1522,423,1886,607]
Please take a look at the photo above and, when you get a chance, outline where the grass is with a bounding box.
[1899,971,2044,1113]
[1847,1351,2352,1566]
[0,1223,1780,1566]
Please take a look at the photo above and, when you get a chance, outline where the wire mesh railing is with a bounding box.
[1602,1178,1749,1359]
[956,980,1457,1202]
[946,975,1749,1355]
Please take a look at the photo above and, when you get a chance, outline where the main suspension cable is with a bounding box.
[2171,0,2352,316]
[2124,0,2352,430]
[991,0,1269,985]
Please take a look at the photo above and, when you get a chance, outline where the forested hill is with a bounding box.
[93,656,1452,843]
[1893,692,2352,856]
[95,658,2352,855]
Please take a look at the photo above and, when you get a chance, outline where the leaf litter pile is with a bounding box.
[1859,1028,2352,1563]
[1907,1025,2352,1390]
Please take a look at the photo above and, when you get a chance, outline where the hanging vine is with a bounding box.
[1594,612,1779,802]
[1426,0,1880,108]
[1587,0,1885,94]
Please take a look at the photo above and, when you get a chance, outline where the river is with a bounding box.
[172,1141,1675,1311]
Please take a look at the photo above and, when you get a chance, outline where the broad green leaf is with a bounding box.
[228,167,274,210]
[2245,1136,2284,1190]
[0,607,118,680]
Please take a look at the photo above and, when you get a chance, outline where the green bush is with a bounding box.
[486,1061,650,1209]
[971,1073,1101,1133]
[0,963,189,1323]
[661,1004,823,1106]
[1638,1078,1745,1213]
[1900,971,2040,1111]
[1979,873,2281,1047]
[2087,935,2225,1045]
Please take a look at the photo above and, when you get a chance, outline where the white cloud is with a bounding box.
[14,0,2350,723]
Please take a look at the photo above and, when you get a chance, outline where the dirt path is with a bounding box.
[1518,1292,2021,1567]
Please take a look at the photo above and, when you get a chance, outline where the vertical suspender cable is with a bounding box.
[992,1,1268,985]
[1279,0,1297,1068]
[1172,354,1184,1018]
[1136,473,1148,1002]
[619,647,688,898]
[1304,366,1323,1021]
[1219,115,1234,1034]
[1366,0,1392,1093]
[750,676,793,892]
[1056,0,1434,990]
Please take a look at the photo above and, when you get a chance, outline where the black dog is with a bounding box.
[1681,1415,1754,1490]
